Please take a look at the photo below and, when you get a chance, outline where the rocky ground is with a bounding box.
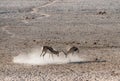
[0,0,120,81]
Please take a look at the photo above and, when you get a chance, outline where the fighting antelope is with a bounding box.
[63,46,79,57]
[40,46,59,57]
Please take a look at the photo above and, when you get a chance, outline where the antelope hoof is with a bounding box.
[40,54,42,57]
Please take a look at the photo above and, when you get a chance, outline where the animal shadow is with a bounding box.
[68,60,107,64]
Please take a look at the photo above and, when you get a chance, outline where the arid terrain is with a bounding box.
[0,0,120,81]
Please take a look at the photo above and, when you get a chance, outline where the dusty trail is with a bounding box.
[31,0,58,13]
[22,0,58,23]
[1,26,25,39]
[2,26,15,38]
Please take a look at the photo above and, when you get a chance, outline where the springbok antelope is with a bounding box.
[63,46,79,57]
[40,46,59,57]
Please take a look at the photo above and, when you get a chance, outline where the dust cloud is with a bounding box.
[13,47,85,65]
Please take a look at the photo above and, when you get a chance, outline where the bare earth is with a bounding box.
[0,0,120,81]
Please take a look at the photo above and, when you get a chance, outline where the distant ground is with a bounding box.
[0,0,120,81]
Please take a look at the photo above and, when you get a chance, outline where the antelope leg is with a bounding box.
[43,51,47,57]
[62,51,67,58]
[51,53,54,59]
[40,52,44,56]
[57,53,59,57]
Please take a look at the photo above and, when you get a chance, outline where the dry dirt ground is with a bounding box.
[0,0,120,81]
